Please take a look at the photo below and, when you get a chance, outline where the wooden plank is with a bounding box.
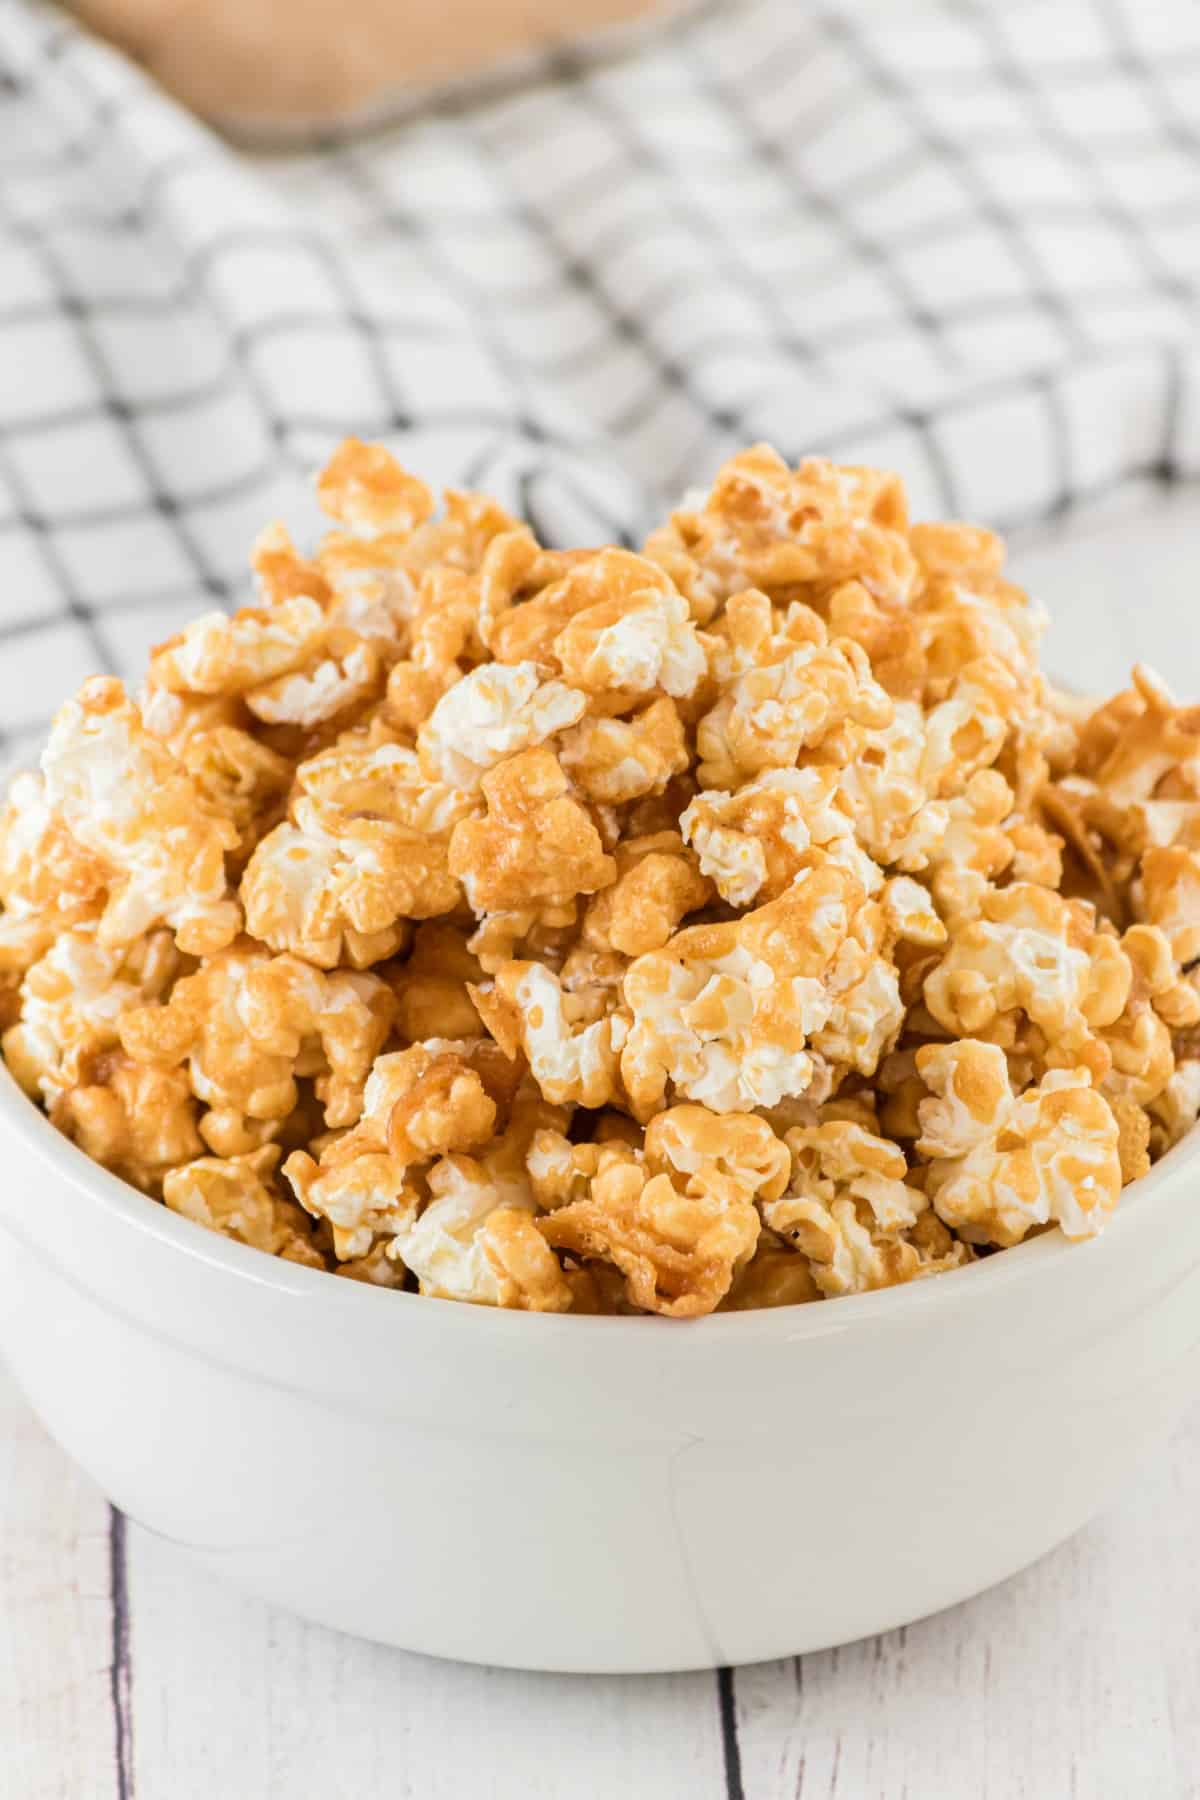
[731,1402,1200,1800]
[0,1366,119,1800]
[3,1365,1200,1799]
[124,1522,731,1800]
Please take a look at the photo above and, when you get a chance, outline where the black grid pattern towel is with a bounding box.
[2,0,1199,760]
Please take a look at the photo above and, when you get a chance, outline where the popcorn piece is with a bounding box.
[284,1144,419,1263]
[762,1120,944,1298]
[119,945,393,1152]
[474,526,543,650]
[681,767,858,907]
[236,956,396,1127]
[526,1128,601,1210]
[550,555,706,702]
[149,599,329,696]
[908,521,1005,586]
[806,890,906,1086]
[472,960,626,1109]
[54,1055,203,1194]
[1139,846,1200,965]
[117,943,293,1149]
[385,567,483,731]
[0,771,107,974]
[241,793,454,969]
[136,684,242,755]
[881,876,946,949]
[42,678,242,954]
[317,438,435,535]
[924,885,1131,1071]
[926,770,1015,925]
[384,1154,558,1307]
[163,1145,324,1265]
[1053,668,1200,941]
[697,590,893,789]
[472,533,593,656]
[1149,1060,1200,1156]
[581,832,711,958]
[824,579,925,704]
[295,726,478,838]
[386,1092,571,1307]
[316,473,528,668]
[1097,922,1183,1109]
[391,923,486,1041]
[816,664,1013,883]
[467,902,580,977]
[648,1103,790,1204]
[1109,1095,1151,1185]
[175,727,293,865]
[3,928,180,1107]
[283,1042,501,1259]
[489,548,666,668]
[419,661,586,789]
[336,1239,409,1287]
[448,747,615,915]
[823,700,948,870]
[251,521,331,611]
[247,632,380,730]
[643,447,916,616]
[476,1204,574,1313]
[558,696,689,806]
[371,1042,503,1165]
[914,579,1047,713]
[918,1046,1122,1245]
[148,588,384,734]
[915,1039,1013,1159]
[539,1105,779,1316]
[621,859,900,1118]
[1076,665,1200,809]
[721,1244,822,1309]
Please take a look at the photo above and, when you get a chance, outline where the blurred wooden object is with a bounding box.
[72,0,666,124]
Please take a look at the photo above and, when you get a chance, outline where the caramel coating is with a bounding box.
[3,438,1196,1313]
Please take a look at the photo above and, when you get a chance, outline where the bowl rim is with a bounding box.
[2,1054,1197,1341]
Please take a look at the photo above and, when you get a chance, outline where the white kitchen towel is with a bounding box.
[2,0,1199,759]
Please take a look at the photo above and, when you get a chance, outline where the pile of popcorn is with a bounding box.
[3,440,1199,1316]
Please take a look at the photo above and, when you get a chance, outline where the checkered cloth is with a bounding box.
[2,0,1199,762]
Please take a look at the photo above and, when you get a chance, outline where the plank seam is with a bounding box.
[109,1507,135,1800]
[716,1666,745,1800]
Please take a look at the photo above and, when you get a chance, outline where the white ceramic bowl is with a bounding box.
[1,1058,1199,1673]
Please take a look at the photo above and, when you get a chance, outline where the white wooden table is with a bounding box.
[4,494,1200,1800]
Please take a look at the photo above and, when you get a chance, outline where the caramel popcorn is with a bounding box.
[548,553,706,704]
[581,831,711,957]
[447,746,614,914]
[917,1044,1122,1246]
[621,858,900,1118]
[3,439,1195,1314]
[558,696,689,805]
[538,1105,776,1316]
[55,1053,203,1194]
[0,771,107,974]
[240,795,451,967]
[163,1145,324,1266]
[471,960,627,1108]
[696,590,892,789]
[761,1120,966,1297]
[42,677,242,955]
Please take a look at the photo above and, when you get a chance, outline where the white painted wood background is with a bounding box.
[4,493,1200,1800]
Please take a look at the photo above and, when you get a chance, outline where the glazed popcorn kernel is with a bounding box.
[3,437,1198,1314]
